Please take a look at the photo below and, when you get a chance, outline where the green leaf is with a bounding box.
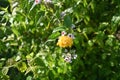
[12,27,20,37]
[88,40,94,46]
[105,37,113,46]
[33,57,45,67]
[17,62,27,72]
[52,27,66,33]
[85,15,90,22]
[2,67,9,75]
[48,32,60,39]
[26,76,32,80]
[64,15,72,27]
[10,42,18,46]
[90,1,95,12]
[83,0,88,7]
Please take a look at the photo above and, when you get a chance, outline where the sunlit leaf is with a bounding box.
[48,32,60,39]
[2,67,9,75]
[17,62,27,72]
[12,27,19,37]
[52,27,66,33]
[26,76,32,80]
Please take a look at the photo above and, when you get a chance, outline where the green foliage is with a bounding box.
[0,0,120,80]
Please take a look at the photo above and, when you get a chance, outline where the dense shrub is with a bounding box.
[0,0,120,80]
